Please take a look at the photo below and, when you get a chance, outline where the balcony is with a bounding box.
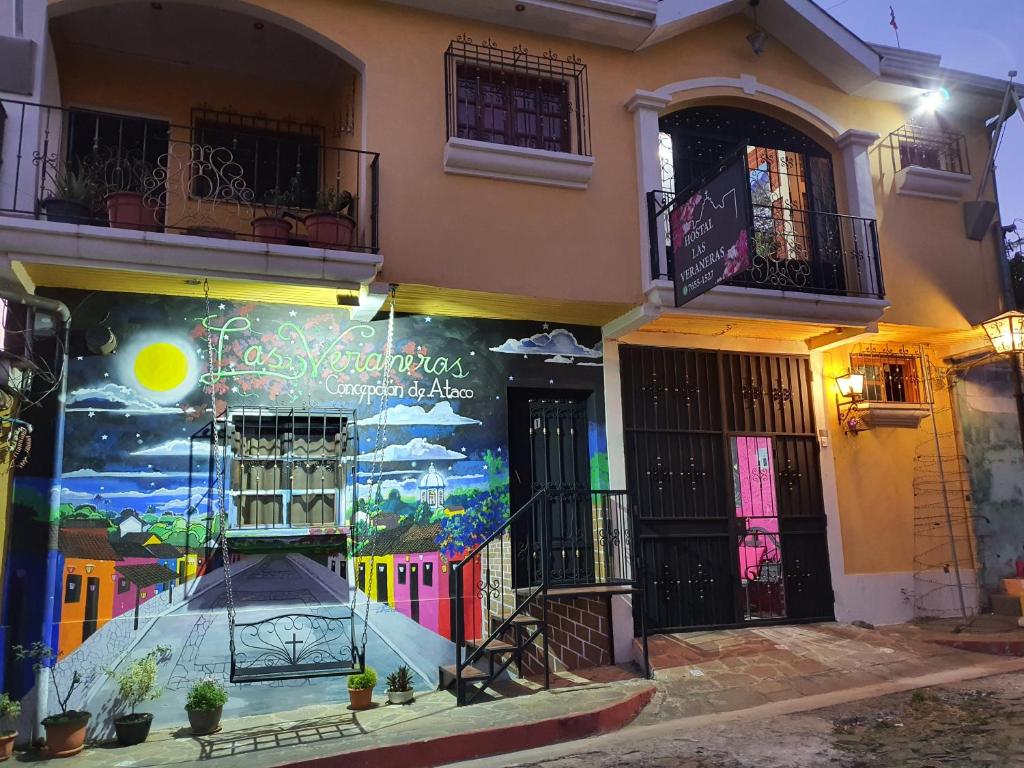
[885,122,972,201]
[0,100,382,290]
[646,189,887,326]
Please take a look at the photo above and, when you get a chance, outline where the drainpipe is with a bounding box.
[0,288,70,741]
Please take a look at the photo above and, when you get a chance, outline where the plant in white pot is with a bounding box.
[184,677,228,736]
[13,642,89,758]
[107,646,170,747]
[0,693,21,761]
[385,666,415,705]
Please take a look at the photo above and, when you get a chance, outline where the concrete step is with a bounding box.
[991,593,1023,617]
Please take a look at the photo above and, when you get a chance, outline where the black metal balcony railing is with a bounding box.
[885,122,969,176]
[444,37,591,157]
[0,99,380,253]
[648,191,886,300]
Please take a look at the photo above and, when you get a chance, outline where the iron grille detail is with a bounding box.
[444,38,591,157]
[884,121,969,176]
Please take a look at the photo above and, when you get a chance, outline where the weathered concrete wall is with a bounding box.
[955,361,1024,595]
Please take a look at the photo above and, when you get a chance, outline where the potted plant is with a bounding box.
[13,642,89,758]
[252,177,301,245]
[40,164,96,224]
[184,677,228,736]
[385,666,414,705]
[103,156,156,231]
[107,646,169,747]
[346,666,376,711]
[0,693,21,761]
[304,188,355,249]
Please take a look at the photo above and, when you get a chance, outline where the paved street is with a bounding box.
[468,670,1024,767]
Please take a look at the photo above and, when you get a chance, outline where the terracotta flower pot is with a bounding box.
[252,216,292,245]
[105,192,149,231]
[0,731,16,761]
[114,713,153,747]
[186,705,222,736]
[347,687,373,710]
[305,213,355,250]
[42,710,90,758]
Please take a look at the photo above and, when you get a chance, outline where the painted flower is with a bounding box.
[670,191,703,252]
[722,230,751,279]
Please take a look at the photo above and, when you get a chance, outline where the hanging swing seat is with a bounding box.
[230,609,364,683]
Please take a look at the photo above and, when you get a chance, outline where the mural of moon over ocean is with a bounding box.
[5,290,608,731]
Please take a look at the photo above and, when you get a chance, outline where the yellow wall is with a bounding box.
[45,1,1005,330]
[354,553,395,608]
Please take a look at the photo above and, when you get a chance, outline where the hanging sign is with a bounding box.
[670,154,753,307]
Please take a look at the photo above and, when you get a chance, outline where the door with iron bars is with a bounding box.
[621,346,833,632]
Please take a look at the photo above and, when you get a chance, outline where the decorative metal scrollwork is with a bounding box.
[234,613,355,676]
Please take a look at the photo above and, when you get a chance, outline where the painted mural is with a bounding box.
[5,290,607,730]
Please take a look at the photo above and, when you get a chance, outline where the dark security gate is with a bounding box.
[621,346,833,632]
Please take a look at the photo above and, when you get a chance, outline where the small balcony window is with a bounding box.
[886,122,969,175]
[850,351,925,404]
[445,39,590,156]
[64,573,82,604]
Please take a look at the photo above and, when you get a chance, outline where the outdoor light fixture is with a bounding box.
[747,0,766,56]
[920,88,950,112]
[836,371,865,399]
[835,370,866,435]
[981,310,1024,355]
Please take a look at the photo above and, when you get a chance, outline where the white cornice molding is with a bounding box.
[0,218,382,288]
[859,402,931,429]
[650,75,844,137]
[443,137,594,190]
[837,129,880,151]
[626,90,671,113]
[894,165,973,202]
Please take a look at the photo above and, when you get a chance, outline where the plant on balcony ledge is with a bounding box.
[40,163,98,225]
[252,177,301,245]
[100,153,161,233]
[305,187,355,250]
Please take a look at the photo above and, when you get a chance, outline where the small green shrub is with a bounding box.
[0,693,21,736]
[385,665,413,693]
[185,677,229,712]
[108,646,170,716]
[313,188,354,216]
[347,666,377,691]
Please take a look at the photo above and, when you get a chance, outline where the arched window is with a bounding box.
[659,106,849,294]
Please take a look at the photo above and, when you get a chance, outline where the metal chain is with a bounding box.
[203,279,237,656]
[358,285,397,653]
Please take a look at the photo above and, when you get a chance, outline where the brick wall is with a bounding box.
[517,595,613,675]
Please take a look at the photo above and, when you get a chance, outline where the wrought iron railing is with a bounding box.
[0,99,380,253]
[885,122,969,176]
[444,37,591,156]
[648,190,886,300]
[1007,227,1024,309]
[450,489,643,705]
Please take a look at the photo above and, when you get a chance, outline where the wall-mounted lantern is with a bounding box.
[835,370,866,435]
[981,310,1024,456]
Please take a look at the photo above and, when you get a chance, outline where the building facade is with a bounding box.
[0,0,1019,728]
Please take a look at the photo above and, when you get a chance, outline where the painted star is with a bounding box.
[100,434,108,441]
[424,317,432,323]
[231,386,239,393]
[218,303,226,310]
[75,356,83,362]
[135,433,141,438]
[289,310,298,317]
[542,323,550,330]
[103,372,110,378]
[87,411,96,418]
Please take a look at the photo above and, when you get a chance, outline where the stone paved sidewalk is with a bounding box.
[634,622,1000,724]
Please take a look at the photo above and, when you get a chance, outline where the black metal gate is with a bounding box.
[621,346,834,632]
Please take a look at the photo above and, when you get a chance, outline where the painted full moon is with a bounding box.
[134,342,189,393]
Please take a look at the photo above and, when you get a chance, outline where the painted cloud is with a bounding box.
[131,438,195,457]
[544,355,574,364]
[357,437,466,463]
[66,383,184,414]
[357,401,481,427]
[489,328,602,359]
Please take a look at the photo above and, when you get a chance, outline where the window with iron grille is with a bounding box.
[445,39,590,156]
[227,409,352,530]
[885,122,969,175]
[191,109,324,207]
[850,352,925,404]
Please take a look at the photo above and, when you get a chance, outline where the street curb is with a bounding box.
[927,638,1024,657]
[284,684,656,768]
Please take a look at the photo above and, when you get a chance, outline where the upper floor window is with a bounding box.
[885,121,969,175]
[445,38,590,156]
[192,109,323,208]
